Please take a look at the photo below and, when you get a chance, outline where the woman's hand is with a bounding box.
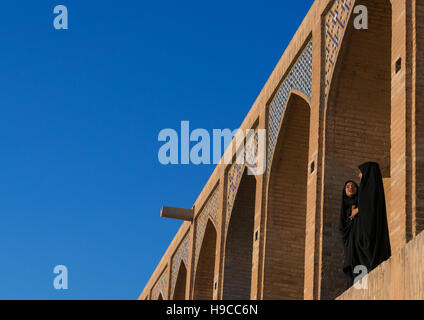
[349,205,359,220]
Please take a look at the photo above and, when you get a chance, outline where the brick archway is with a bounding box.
[263,92,311,299]
[193,219,217,300]
[321,0,392,300]
[222,168,256,300]
[173,261,187,300]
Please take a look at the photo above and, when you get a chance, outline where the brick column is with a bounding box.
[250,110,266,300]
[390,0,412,253]
[188,209,198,299]
[166,262,172,300]
[304,19,323,300]
[186,222,195,299]
[413,0,424,236]
[214,179,225,300]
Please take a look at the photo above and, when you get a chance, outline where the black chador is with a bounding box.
[339,180,359,282]
[355,162,391,273]
[340,162,392,284]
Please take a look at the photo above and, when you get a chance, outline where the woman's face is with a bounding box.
[345,182,357,197]
[358,170,363,181]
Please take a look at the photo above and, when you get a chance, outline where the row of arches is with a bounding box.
[171,173,255,300]
[168,93,311,300]
[165,0,393,300]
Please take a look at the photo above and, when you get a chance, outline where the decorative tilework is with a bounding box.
[266,41,313,176]
[324,0,355,98]
[152,269,168,300]
[170,233,190,298]
[194,187,220,269]
[245,130,259,168]
[225,129,259,232]
[226,161,245,231]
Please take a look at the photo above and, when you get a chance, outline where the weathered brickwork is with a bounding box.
[139,0,423,300]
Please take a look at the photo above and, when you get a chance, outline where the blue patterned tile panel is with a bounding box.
[266,40,313,176]
[324,0,355,98]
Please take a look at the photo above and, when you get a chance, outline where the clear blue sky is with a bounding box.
[0,1,314,299]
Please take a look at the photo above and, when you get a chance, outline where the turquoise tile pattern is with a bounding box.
[266,40,313,177]
[324,0,355,98]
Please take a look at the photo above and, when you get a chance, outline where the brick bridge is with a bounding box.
[139,0,424,300]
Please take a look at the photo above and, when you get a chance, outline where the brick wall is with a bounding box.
[321,0,392,299]
[222,172,256,299]
[263,94,310,299]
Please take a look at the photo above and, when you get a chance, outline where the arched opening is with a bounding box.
[223,169,256,299]
[157,293,164,300]
[264,92,311,299]
[173,262,187,300]
[193,220,217,300]
[322,0,392,299]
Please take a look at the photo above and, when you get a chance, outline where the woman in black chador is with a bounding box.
[339,180,359,282]
[356,162,391,271]
[340,162,392,285]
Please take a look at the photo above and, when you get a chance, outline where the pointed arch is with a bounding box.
[193,219,217,300]
[321,0,392,299]
[263,91,311,299]
[172,261,188,300]
[222,168,256,299]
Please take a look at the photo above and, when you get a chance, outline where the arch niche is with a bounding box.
[222,168,256,300]
[263,91,311,300]
[321,0,392,299]
[193,220,217,300]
